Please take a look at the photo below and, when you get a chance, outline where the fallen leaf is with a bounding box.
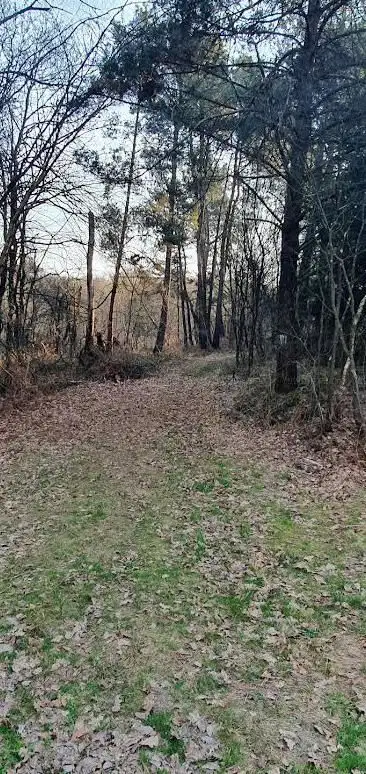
[71,719,91,740]
[140,733,159,748]
[112,696,121,713]
[283,734,296,751]
[0,644,13,654]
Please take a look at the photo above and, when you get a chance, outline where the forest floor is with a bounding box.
[0,353,366,774]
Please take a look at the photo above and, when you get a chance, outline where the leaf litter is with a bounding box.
[0,354,365,772]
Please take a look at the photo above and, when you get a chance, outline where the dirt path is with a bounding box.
[0,357,365,773]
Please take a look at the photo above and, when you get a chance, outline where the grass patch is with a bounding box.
[131,563,183,597]
[186,356,235,378]
[336,717,366,771]
[196,669,222,694]
[88,503,108,523]
[239,521,251,540]
[0,724,23,773]
[58,680,102,728]
[146,711,186,761]
[216,462,232,489]
[287,767,325,773]
[218,591,256,621]
[327,575,366,610]
[194,480,215,494]
[9,686,35,723]
[219,740,242,771]
[326,693,354,718]
[113,673,150,716]
[325,694,366,772]
[20,568,94,624]
[190,507,202,523]
[261,589,298,620]
[215,709,244,772]
[195,528,206,561]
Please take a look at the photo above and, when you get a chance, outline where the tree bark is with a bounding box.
[195,130,210,349]
[154,117,179,354]
[207,165,230,330]
[85,210,95,352]
[6,176,18,352]
[107,104,140,350]
[212,149,240,349]
[275,0,321,393]
[178,245,188,348]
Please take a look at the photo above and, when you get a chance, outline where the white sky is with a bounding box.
[36,0,136,278]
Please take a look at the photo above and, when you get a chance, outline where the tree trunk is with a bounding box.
[13,212,26,349]
[154,120,179,353]
[85,210,95,352]
[195,130,210,349]
[275,0,321,393]
[180,246,195,346]
[212,149,240,349]
[6,181,18,352]
[178,246,188,348]
[207,165,230,330]
[107,104,140,350]
[154,246,172,353]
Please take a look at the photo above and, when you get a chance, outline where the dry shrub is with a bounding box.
[79,347,160,382]
[0,354,78,408]
[0,356,37,403]
[233,365,335,429]
[0,348,160,409]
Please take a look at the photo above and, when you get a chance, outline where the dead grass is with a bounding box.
[0,356,365,773]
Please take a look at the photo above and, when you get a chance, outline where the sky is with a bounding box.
[37,0,135,278]
[15,1,189,279]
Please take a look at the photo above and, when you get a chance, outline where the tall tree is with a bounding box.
[275,0,322,393]
[107,104,141,349]
[153,117,180,353]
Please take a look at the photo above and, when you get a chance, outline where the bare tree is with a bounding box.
[0,7,108,351]
[0,1,51,27]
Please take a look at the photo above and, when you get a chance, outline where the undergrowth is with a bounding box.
[0,348,161,405]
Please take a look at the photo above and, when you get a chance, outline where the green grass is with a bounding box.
[146,711,186,761]
[325,694,366,772]
[215,709,244,772]
[89,503,108,522]
[326,575,366,610]
[138,748,151,769]
[196,669,222,694]
[216,462,232,489]
[239,521,251,539]
[219,740,242,770]
[195,528,206,561]
[218,591,257,621]
[0,724,23,773]
[1,409,366,773]
[336,717,366,771]
[192,461,233,494]
[261,589,298,619]
[114,673,150,715]
[58,680,102,728]
[186,357,235,378]
[190,506,202,523]
[9,686,35,723]
[326,693,354,718]
[194,480,215,493]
